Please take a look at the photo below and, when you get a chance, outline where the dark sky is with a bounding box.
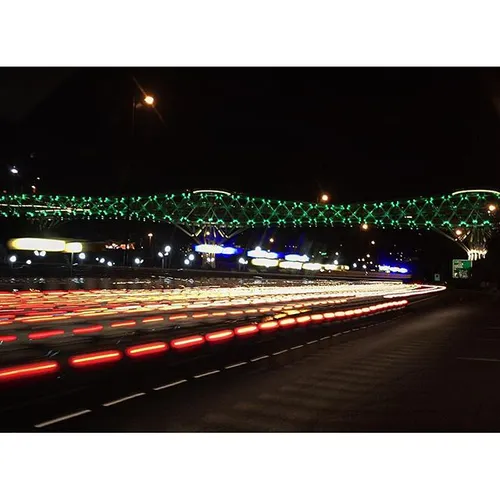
[1,68,500,203]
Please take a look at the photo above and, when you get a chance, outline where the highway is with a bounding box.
[2,285,498,431]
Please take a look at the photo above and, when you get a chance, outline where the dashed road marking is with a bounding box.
[102,392,145,407]
[306,340,318,344]
[290,344,304,350]
[272,349,288,356]
[153,379,187,391]
[251,355,269,362]
[320,336,331,341]
[34,409,92,429]
[194,369,221,379]
[225,361,248,370]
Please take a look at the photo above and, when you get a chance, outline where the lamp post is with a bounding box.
[124,90,156,267]
[9,166,19,195]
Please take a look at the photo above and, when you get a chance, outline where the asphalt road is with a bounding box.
[2,289,498,431]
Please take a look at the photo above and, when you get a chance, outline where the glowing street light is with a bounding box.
[78,252,86,260]
[370,240,375,245]
[320,193,329,203]
[188,254,195,261]
[144,95,155,106]
[183,258,190,266]
[488,204,497,212]
[455,229,463,236]
[8,255,17,263]
[10,167,18,175]
[361,223,369,231]
[269,237,275,243]
[164,245,171,254]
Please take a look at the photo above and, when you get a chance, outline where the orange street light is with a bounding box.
[455,229,463,236]
[361,223,369,231]
[488,204,497,212]
[320,193,329,203]
[144,95,155,106]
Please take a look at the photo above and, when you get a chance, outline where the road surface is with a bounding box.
[1,289,498,431]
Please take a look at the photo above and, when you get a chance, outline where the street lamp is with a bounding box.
[361,223,369,231]
[10,167,18,175]
[144,95,155,106]
[158,251,167,268]
[320,193,329,203]
[78,252,86,260]
[370,240,375,245]
[188,254,195,261]
[488,204,497,212]
[269,237,275,243]
[455,229,463,237]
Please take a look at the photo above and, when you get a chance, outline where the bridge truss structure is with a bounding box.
[1,188,498,261]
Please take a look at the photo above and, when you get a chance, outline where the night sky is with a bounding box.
[1,68,500,203]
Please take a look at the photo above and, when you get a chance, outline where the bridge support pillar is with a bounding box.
[174,223,245,269]
[434,227,490,261]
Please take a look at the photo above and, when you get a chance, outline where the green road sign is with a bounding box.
[452,259,472,279]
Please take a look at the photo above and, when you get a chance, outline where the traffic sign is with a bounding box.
[452,259,472,279]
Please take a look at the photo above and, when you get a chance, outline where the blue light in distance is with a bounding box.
[379,264,409,274]
[194,244,238,255]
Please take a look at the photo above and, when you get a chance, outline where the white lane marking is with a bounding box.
[457,357,500,363]
[272,349,288,356]
[102,392,145,407]
[333,332,343,337]
[194,369,220,379]
[291,344,304,350]
[251,355,269,362]
[225,361,248,370]
[34,409,92,429]
[153,379,187,391]
[306,340,318,344]
[320,336,331,341]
